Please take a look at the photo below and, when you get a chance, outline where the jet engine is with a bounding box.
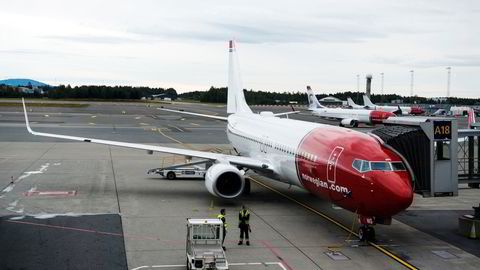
[340,118,358,127]
[205,163,245,199]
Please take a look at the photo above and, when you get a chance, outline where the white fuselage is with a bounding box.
[227,113,316,187]
[370,105,410,115]
[310,108,372,123]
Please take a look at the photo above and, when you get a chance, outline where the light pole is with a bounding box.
[410,70,414,96]
[380,72,384,95]
[356,74,360,92]
[446,67,451,97]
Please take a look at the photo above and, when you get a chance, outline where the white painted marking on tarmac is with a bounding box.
[6,206,24,214]
[53,163,61,166]
[135,116,141,119]
[18,163,50,180]
[9,200,18,207]
[172,126,184,132]
[9,216,25,220]
[131,262,285,270]
[2,184,14,193]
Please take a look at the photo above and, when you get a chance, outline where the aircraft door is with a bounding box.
[327,146,344,183]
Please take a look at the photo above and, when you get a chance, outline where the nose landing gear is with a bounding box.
[358,225,376,242]
[358,215,376,242]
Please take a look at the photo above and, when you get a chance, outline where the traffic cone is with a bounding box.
[469,223,477,239]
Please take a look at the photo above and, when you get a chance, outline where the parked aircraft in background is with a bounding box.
[363,95,425,115]
[22,40,414,241]
[468,108,479,129]
[307,86,394,127]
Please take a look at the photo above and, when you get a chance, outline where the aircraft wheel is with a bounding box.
[358,226,375,242]
[167,172,176,180]
[358,226,367,241]
[367,227,376,242]
[352,121,358,128]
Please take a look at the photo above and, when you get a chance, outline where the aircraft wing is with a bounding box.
[22,99,273,173]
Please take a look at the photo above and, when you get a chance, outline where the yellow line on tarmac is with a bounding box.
[156,129,197,151]
[248,177,419,270]
[157,129,184,145]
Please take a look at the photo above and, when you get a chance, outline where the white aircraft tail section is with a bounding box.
[306,86,324,109]
[347,97,359,107]
[468,108,476,128]
[363,95,375,107]
[227,40,252,114]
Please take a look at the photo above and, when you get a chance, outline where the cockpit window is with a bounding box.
[352,159,362,171]
[391,162,406,171]
[370,162,392,171]
[360,160,370,172]
[353,159,406,173]
[352,159,370,173]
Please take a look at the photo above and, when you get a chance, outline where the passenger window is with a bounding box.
[371,162,392,171]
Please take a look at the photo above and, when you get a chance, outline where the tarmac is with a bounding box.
[0,100,478,270]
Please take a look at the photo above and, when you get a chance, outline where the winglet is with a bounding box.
[22,98,34,134]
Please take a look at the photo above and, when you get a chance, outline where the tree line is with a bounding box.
[0,84,178,100]
[179,87,480,105]
[1,83,479,105]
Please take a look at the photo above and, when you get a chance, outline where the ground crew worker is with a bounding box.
[238,205,251,245]
[217,209,227,251]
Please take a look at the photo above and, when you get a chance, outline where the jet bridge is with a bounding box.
[372,117,458,197]
[457,129,480,188]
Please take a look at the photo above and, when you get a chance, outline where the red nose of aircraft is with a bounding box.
[370,170,414,217]
[370,111,395,123]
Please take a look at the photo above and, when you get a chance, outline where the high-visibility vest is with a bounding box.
[217,214,227,229]
[239,210,250,225]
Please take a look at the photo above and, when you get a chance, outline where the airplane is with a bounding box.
[21,40,414,241]
[306,86,394,127]
[363,95,425,115]
[346,97,366,110]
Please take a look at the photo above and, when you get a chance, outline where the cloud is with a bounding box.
[375,55,480,68]
[131,19,387,44]
[41,34,141,44]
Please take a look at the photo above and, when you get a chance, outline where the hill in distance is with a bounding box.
[0,78,48,87]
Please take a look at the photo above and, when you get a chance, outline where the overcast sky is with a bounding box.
[1,0,479,97]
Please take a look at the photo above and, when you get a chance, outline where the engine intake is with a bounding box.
[340,118,357,127]
[205,164,245,199]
